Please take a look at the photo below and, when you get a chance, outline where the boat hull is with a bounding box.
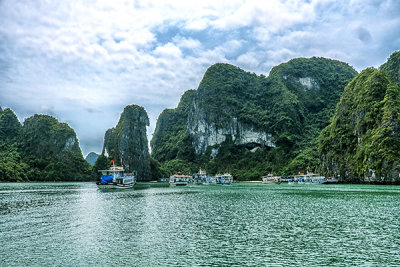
[169,182,188,186]
[97,183,135,189]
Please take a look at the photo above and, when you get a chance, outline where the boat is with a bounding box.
[193,168,207,185]
[279,177,292,183]
[193,168,216,185]
[169,174,191,186]
[304,173,327,184]
[215,173,233,185]
[205,176,216,185]
[96,164,136,189]
[323,176,339,184]
[262,173,281,184]
[291,172,328,184]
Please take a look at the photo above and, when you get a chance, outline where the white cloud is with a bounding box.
[174,37,202,50]
[236,52,259,70]
[0,0,399,154]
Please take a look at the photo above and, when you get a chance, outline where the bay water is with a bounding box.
[1,182,400,266]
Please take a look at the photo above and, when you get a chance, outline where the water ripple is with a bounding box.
[1,183,400,266]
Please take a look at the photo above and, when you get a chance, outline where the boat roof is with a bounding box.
[171,174,191,177]
[98,166,125,172]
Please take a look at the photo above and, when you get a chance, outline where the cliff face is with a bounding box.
[152,58,357,178]
[188,103,275,155]
[103,105,151,181]
[319,51,400,183]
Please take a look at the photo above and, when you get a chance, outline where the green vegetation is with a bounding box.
[0,110,91,182]
[150,90,196,163]
[151,57,357,179]
[319,64,400,183]
[380,50,400,87]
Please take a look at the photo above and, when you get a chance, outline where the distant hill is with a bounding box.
[85,152,99,165]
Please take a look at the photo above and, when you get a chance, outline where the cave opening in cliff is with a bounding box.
[242,142,273,151]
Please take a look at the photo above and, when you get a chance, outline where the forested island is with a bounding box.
[1,51,399,183]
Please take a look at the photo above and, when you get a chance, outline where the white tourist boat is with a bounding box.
[96,164,136,189]
[262,173,281,184]
[193,168,207,185]
[215,173,233,185]
[291,172,331,184]
[169,174,191,186]
[193,168,216,185]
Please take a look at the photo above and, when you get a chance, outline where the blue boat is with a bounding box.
[96,165,136,189]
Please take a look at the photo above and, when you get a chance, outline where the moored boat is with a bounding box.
[290,172,336,184]
[323,176,339,184]
[193,168,207,185]
[96,164,136,189]
[215,173,233,185]
[169,174,191,186]
[262,173,281,184]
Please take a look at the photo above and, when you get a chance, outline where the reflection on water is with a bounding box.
[1,182,400,266]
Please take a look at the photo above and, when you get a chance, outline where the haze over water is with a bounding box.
[1,183,400,266]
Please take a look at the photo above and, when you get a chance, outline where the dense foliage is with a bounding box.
[380,51,400,87]
[0,110,91,181]
[0,108,27,181]
[150,90,196,162]
[319,52,400,183]
[102,105,151,180]
[151,58,357,179]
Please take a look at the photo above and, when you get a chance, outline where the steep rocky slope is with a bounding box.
[319,51,400,183]
[102,105,151,180]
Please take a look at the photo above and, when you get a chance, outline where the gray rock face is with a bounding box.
[298,77,319,91]
[63,136,77,151]
[188,102,274,155]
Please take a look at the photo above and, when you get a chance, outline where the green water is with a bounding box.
[1,183,400,266]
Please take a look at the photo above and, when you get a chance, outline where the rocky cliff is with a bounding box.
[152,58,357,178]
[102,105,151,181]
[319,51,400,183]
[1,109,90,181]
[19,114,90,180]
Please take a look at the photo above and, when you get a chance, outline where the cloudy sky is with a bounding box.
[0,0,399,156]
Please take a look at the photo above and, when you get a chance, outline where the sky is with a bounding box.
[0,0,399,156]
